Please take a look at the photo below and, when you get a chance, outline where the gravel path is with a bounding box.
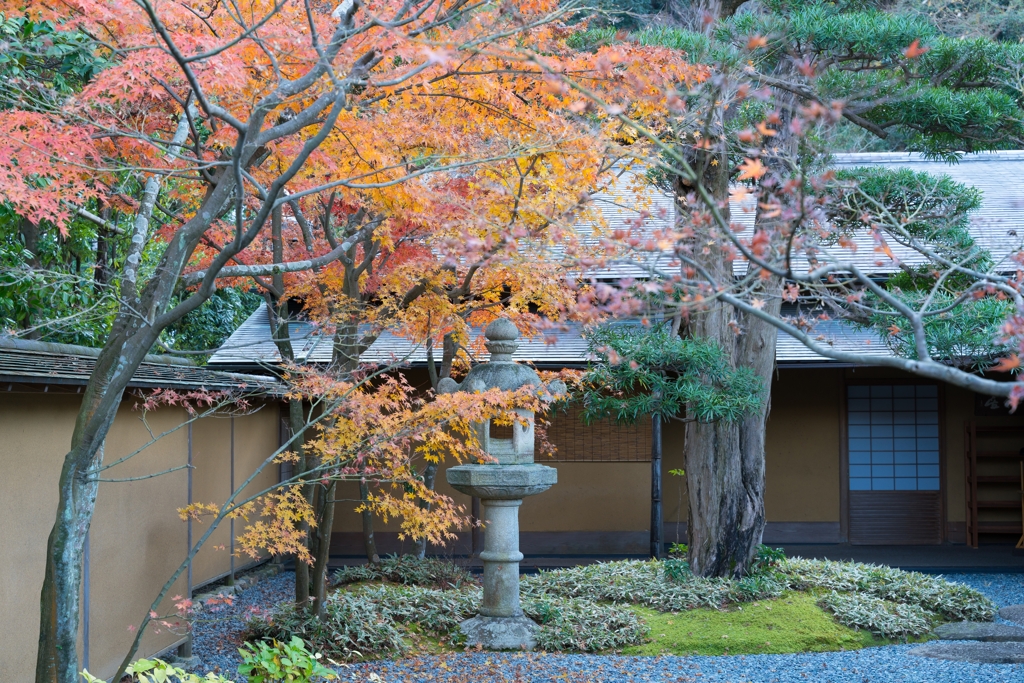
[189,571,295,677]
[189,569,1024,682]
[333,649,1020,682]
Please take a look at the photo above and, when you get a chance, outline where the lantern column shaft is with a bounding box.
[479,499,524,618]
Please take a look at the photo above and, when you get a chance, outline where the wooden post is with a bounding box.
[651,413,663,559]
[1017,461,1024,550]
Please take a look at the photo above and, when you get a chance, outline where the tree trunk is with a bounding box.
[650,413,663,559]
[679,133,781,578]
[36,443,104,683]
[359,480,379,565]
[412,460,439,558]
[683,299,777,577]
[681,204,781,576]
[312,481,337,618]
[36,319,163,683]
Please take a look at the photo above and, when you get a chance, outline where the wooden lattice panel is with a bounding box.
[542,407,652,462]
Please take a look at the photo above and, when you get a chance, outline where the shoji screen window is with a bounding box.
[847,385,940,491]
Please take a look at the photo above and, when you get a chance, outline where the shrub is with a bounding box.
[524,596,649,652]
[730,572,787,601]
[332,555,473,590]
[357,584,480,635]
[521,560,735,611]
[662,557,692,583]
[818,591,932,639]
[81,659,232,683]
[749,545,787,575]
[780,558,996,621]
[238,637,337,682]
[244,591,407,659]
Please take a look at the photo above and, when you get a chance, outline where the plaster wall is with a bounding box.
[0,391,281,682]
[764,368,843,523]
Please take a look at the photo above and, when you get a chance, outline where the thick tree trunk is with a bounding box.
[36,444,103,683]
[679,132,781,578]
[683,299,778,577]
[651,413,663,559]
[36,320,162,683]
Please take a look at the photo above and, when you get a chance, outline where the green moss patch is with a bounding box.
[621,592,880,656]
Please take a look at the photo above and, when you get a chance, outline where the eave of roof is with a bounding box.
[0,337,284,394]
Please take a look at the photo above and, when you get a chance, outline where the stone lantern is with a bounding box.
[440,318,559,650]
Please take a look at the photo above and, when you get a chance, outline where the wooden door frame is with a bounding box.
[840,377,947,544]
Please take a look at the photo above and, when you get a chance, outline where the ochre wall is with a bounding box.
[765,368,843,522]
[0,391,281,683]
[89,399,191,679]
[0,393,82,683]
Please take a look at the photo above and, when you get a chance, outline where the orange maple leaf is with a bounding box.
[737,158,767,181]
[746,35,768,50]
[992,354,1021,373]
[903,39,930,59]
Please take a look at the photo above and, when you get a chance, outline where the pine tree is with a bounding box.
[574,0,1024,576]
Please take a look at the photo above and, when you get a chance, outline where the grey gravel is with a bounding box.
[942,573,1024,608]
[933,621,1024,642]
[908,641,1024,664]
[1002,605,1024,626]
[188,570,295,678]
[334,650,1024,682]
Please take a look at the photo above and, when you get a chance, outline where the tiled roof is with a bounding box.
[209,305,594,368]
[590,152,1024,278]
[0,338,283,392]
[214,151,1024,369]
[209,304,886,367]
[824,151,1024,273]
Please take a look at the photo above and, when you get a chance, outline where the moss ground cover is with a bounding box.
[622,592,880,656]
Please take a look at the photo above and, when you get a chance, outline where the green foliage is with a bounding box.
[247,578,648,657]
[663,557,692,582]
[895,0,1024,43]
[818,591,933,638]
[0,13,107,110]
[667,541,688,555]
[238,637,337,682]
[750,544,787,574]
[522,559,739,610]
[81,658,233,683]
[162,288,263,362]
[526,596,649,652]
[250,558,994,660]
[602,2,1024,158]
[624,592,877,656]
[579,323,762,424]
[781,557,997,621]
[0,208,118,345]
[244,590,410,660]
[332,554,474,590]
[830,166,1012,368]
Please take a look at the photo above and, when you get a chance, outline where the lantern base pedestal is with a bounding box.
[459,614,539,651]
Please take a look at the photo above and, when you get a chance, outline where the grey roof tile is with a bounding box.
[0,338,283,392]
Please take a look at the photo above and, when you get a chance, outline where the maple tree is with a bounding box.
[0,0,704,679]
